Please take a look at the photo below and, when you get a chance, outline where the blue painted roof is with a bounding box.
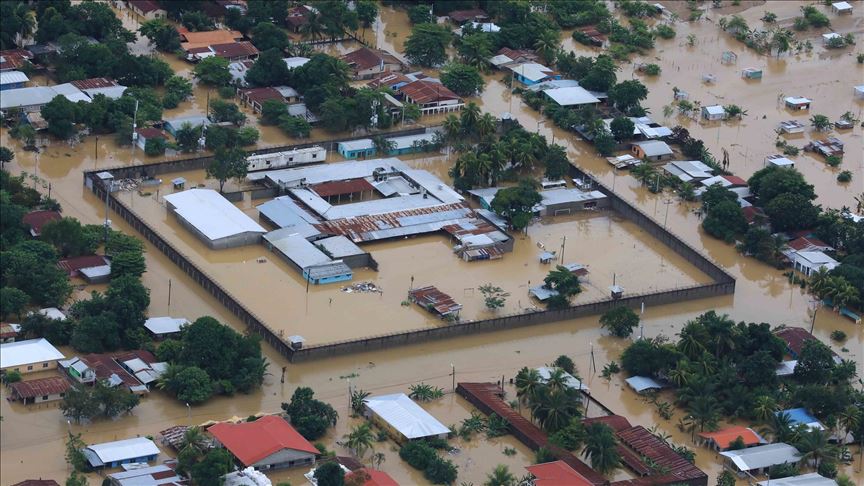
[777,408,821,427]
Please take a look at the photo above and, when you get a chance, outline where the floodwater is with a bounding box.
[2,1,863,484]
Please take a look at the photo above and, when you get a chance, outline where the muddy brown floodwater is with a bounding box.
[1,1,863,485]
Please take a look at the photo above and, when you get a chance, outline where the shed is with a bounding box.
[107,464,184,486]
[164,189,266,249]
[778,120,805,134]
[263,230,353,285]
[701,105,725,121]
[337,139,376,159]
[408,286,462,317]
[539,188,608,215]
[0,338,65,373]
[208,415,318,470]
[536,366,589,392]
[9,376,71,404]
[172,177,186,190]
[787,250,838,276]
[721,51,737,64]
[663,160,715,183]
[757,473,837,486]
[625,376,665,394]
[144,317,190,337]
[697,426,764,451]
[720,443,800,474]
[632,140,673,161]
[822,32,842,46]
[363,393,450,443]
[83,437,160,468]
[163,115,209,136]
[741,68,762,79]
[0,70,29,90]
[135,127,166,151]
[315,236,371,269]
[856,85,864,99]
[784,96,812,110]
[529,286,559,301]
[543,86,601,107]
[765,154,795,168]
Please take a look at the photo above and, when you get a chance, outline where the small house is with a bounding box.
[822,32,842,46]
[701,105,725,121]
[397,80,463,115]
[632,140,673,162]
[0,338,65,374]
[0,323,20,343]
[208,415,318,470]
[408,286,462,317]
[340,47,404,80]
[784,96,812,110]
[83,437,160,469]
[21,210,61,237]
[538,188,608,215]
[807,137,844,158]
[135,127,166,151]
[786,250,838,276]
[778,120,805,134]
[108,464,184,486]
[765,155,795,168]
[757,474,839,486]
[58,357,97,384]
[337,139,376,159]
[0,70,29,90]
[9,376,71,404]
[832,2,853,14]
[697,426,765,452]
[364,393,450,443]
[144,317,190,338]
[525,461,594,486]
[57,255,111,284]
[543,86,601,108]
[164,115,209,136]
[509,62,560,86]
[625,376,666,394]
[128,0,166,20]
[741,68,762,79]
[778,408,825,432]
[775,327,842,362]
[720,443,801,476]
[448,8,488,24]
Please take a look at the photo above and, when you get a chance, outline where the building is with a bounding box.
[57,255,111,283]
[179,30,244,52]
[164,189,267,249]
[448,8,488,23]
[456,22,501,36]
[0,48,34,72]
[509,62,559,86]
[777,408,826,431]
[127,0,166,20]
[625,375,666,394]
[489,47,539,69]
[9,376,71,404]
[408,286,463,317]
[856,85,864,100]
[822,32,842,46]
[1,323,21,343]
[756,473,836,486]
[398,80,463,114]
[164,115,209,136]
[10,481,60,486]
[765,154,795,168]
[344,469,399,486]
[784,96,812,110]
[0,338,64,374]
[697,426,764,451]
[542,86,602,108]
[775,327,841,362]
[83,437,160,469]
[223,467,272,486]
[61,351,166,392]
[256,196,323,238]
[247,146,326,172]
[741,67,762,79]
[778,120,805,134]
[135,127,167,151]
[341,47,404,80]
[633,140,674,162]
[263,230,353,285]
[785,250,838,276]
[0,82,116,112]
[832,2,853,14]
[22,210,61,237]
[107,464,184,486]
[237,86,300,113]
[720,443,800,475]
[208,415,319,470]
[144,317,190,338]
[602,116,672,141]
[538,188,608,215]
[536,366,589,392]
[58,357,97,384]
[208,41,259,62]
[806,137,844,158]
[701,105,725,121]
[0,70,28,90]
[525,461,593,486]
[364,393,450,443]
[315,236,374,269]
[286,5,313,32]
[663,160,714,183]
[337,132,439,159]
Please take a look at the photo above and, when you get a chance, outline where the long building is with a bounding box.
[246,146,326,172]
[164,189,266,249]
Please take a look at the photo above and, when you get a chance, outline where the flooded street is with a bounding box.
[2,1,863,484]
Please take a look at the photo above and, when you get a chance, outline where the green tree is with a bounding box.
[794,339,835,385]
[65,471,87,486]
[65,431,88,471]
[356,0,378,28]
[236,126,259,146]
[37,217,98,258]
[748,166,815,204]
[593,130,616,157]
[60,386,100,423]
[279,115,312,138]
[209,99,247,126]
[552,355,576,375]
[608,80,648,114]
[458,33,493,70]
[687,396,721,432]
[261,99,289,125]
[515,367,543,405]
[190,449,233,485]
[484,464,516,486]
[281,387,338,440]
[610,117,635,142]
[582,423,621,474]
[600,306,639,337]
[765,193,820,232]
[0,146,14,166]
[171,366,214,404]
[408,4,433,24]
[70,314,122,352]
[41,95,80,140]
[345,423,376,459]
[579,55,618,92]
[163,75,193,109]
[193,56,232,86]
[532,388,581,433]
[251,21,289,52]
[404,23,451,67]
[144,137,166,156]
[1,243,72,307]
[139,18,180,51]
[174,123,201,153]
[479,284,509,310]
[207,147,248,192]
[717,470,736,486]
[110,251,146,279]
[703,200,746,241]
[490,179,542,230]
[543,265,582,308]
[315,461,346,486]
[246,47,291,87]
[441,62,484,97]
[796,428,838,469]
[0,286,28,319]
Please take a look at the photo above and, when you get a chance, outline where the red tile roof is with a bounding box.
[239,87,284,104]
[741,206,765,224]
[775,327,839,359]
[345,469,399,486]
[698,426,761,449]
[136,127,166,139]
[1,323,20,340]
[70,78,118,90]
[129,0,163,14]
[526,461,593,486]
[57,255,109,275]
[341,47,402,72]
[399,80,461,105]
[787,236,832,252]
[80,350,157,388]
[10,376,71,399]
[286,6,312,28]
[210,41,259,59]
[582,415,633,433]
[312,178,375,197]
[208,415,318,467]
[22,210,61,236]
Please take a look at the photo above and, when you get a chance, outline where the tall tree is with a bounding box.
[193,56,231,86]
[404,23,451,67]
[582,423,621,474]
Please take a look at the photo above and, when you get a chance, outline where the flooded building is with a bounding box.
[0,338,64,374]
[508,62,560,86]
[143,316,190,338]
[832,2,853,14]
[697,426,765,452]
[538,188,608,215]
[778,120,805,134]
[701,105,725,121]
[8,376,71,404]
[663,160,715,184]
[783,96,812,111]
[83,437,160,469]
[21,210,60,237]
[0,70,28,90]
[632,140,674,162]
[542,85,602,108]
[720,443,800,476]
[764,154,795,168]
[408,286,463,317]
[208,416,319,471]
[525,461,593,486]
[57,255,111,284]
[756,474,837,486]
[363,393,450,443]
[397,80,463,115]
[246,146,326,172]
[164,189,267,249]
[262,229,353,285]
[107,464,184,486]
[127,0,166,20]
[337,132,438,159]
[340,47,405,80]
[163,115,209,136]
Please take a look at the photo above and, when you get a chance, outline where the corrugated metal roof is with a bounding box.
[364,393,450,439]
[263,231,331,269]
[720,443,800,471]
[85,437,160,466]
[0,70,29,85]
[625,376,666,392]
[144,317,190,335]
[316,235,364,258]
[164,189,266,242]
[0,338,64,369]
[756,473,836,486]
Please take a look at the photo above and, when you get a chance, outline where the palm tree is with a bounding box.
[301,11,326,41]
[476,113,497,140]
[676,321,707,360]
[345,423,376,459]
[667,360,693,387]
[180,426,208,457]
[796,428,839,469]
[582,423,621,475]
[372,451,386,470]
[761,412,800,444]
[534,30,559,65]
[484,464,516,486]
[825,277,859,309]
[544,368,570,394]
[808,267,832,297]
[514,143,538,170]
[772,29,793,57]
[514,367,543,406]
[838,405,861,443]
[687,396,721,434]
[753,395,778,423]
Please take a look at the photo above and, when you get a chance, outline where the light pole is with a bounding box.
[450,363,455,392]
[662,199,673,228]
[103,178,113,243]
[186,402,191,418]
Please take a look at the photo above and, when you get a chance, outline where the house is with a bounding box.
[741,67,762,79]
[10,481,60,486]
[625,375,666,394]
[107,464,184,486]
[0,338,64,374]
[286,5,313,33]
[765,154,795,168]
[38,307,66,320]
[0,70,28,90]
[164,189,267,249]
[341,47,404,80]
[775,327,842,362]
[57,255,111,283]
[127,0,166,20]
[164,115,209,136]
[785,250,838,276]
[61,351,166,391]
[756,473,836,486]
[720,443,800,475]
[0,48,34,72]
[22,210,61,237]
[144,317,190,338]
[701,104,725,121]
[831,2,853,14]
[490,47,539,69]
[135,127,166,151]
[575,26,607,47]
[363,393,450,443]
[9,376,71,404]
[367,72,412,90]
[83,437,160,469]
[208,415,319,470]
[778,120,805,134]
[408,286,462,317]
[58,357,97,384]
[856,85,864,100]
[663,160,714,183]
[525,461,593,486]
[697,426,764,451]
[633,140,674,162]
[398,80,463,114]
[787,236,833,253]
[209,41,259,62]
[784,96,812,110]
[542,86,601,108]
[179,29,244,52]
[777,408,825,432]
[0,323,21,343]
[337,132,439,159]
[247,146,325,172]
[284,57,310,70]
[539,188,608,215]
[537,366,589,392]
[448,8,488,24]
[509,62,559,86]
[822,32,842,46]
[456,22,501,36]
[806,137,844,158]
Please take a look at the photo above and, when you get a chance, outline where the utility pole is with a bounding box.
[103,178,112,243]
[451,363,455,392]
[663,199,673,228]
[94,135,98,168]
[167,279,172,314]
[560,236,566,265]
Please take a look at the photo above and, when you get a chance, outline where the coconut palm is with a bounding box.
[484,464,516,486]
[515,367,543,406]
[808,267,832,298]
[677,322,707,360]
[534,30,559,65]
[796,428,839,469]
[372,451,386,470]
[772,29,793,57]
[476,113,497,140]
[180,426,209,457]
[345,423,376,459]
[761,412,799,443]
[544,368,571,394]
[301,11,326,41]
[667,360,693,387]
[753,395,778,423]
[582,423,621,475]
[839,406,861,441]
[687,396,721,434]
[810,114,832,132]
[514,143,538,170]
[826,278,859,309]
[460,102,482,134]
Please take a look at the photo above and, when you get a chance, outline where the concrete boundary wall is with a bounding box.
[84,140,735,363]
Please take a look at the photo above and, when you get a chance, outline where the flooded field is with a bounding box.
[1,1,863,484]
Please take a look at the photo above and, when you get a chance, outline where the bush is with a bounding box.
[218,86,235,99]
[858,53,864,64]
[817,461,838,479]
[643,63,661,75]
[535,447,556,464]
[831,330,847,341]
[837,171,852,183]
[654,24,675,39]
[826,155,842,167]
[144,137,166,156]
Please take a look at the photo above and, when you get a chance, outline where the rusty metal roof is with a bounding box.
[312,178,375,197]
[10,376,71,398]
[409,286,462,316]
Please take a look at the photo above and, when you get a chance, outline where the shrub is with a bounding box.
[643,63,661,75]
[858,53,864,64]
[654,24,675,39]
[826,155,842,167]
[831,330,847,341]
[837,171,852,183]
[218,86,235,99]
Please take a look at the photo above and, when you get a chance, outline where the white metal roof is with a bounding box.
[0,70,29,85]
[144,316,190,335]
[767,155,795,166]
[822,32,842,40]
[832,1,852,10]
[510,62,554,82]
[757,473,836,486]
[164,189,266,241]
[108,464,183,485]
[776,360,798,376]
[283,57,310,69]
[339,138,375,152]
[389,132,438,150]
[83,86,127,100]
[39,307,67,320]
[489,54,513,67]
[0,338,65,369]
[0,86,58,109]
[785,96,812,104]
[634,140,673,157]
[364,393,450,439]
[85,437,160,466]
[316,235,364,258]
[541,188,606,205]
[720,443,800,471]
[703,105,725,115]
[544,86,601,106]
[261,158,410,187]
[264,231,332,269]
[536,366,589,392]
[625,375,665,392]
